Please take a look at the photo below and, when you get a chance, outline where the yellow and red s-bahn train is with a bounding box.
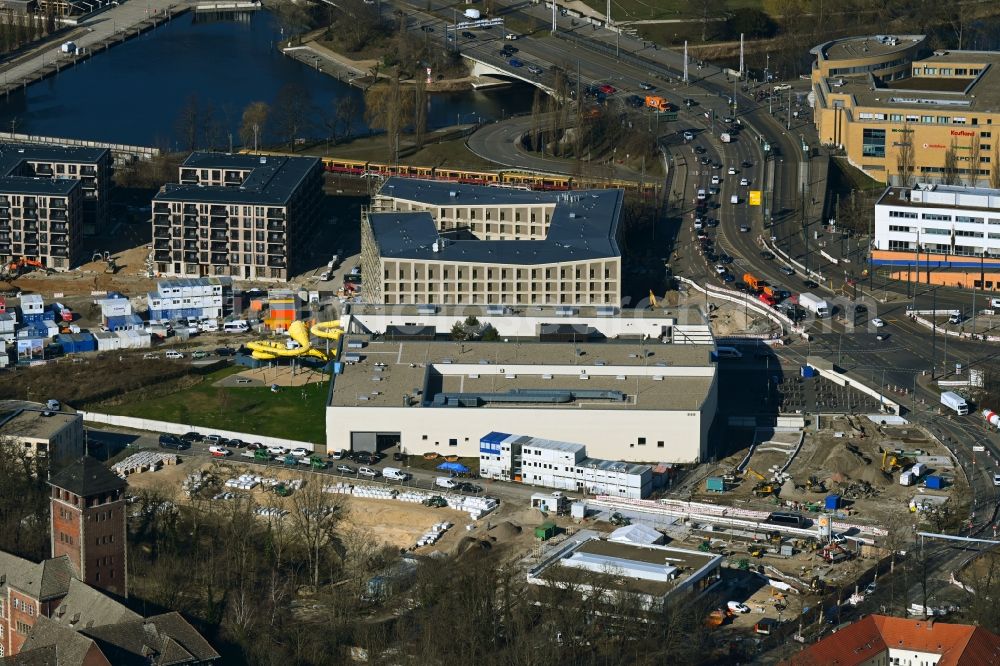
[245,151,653,194]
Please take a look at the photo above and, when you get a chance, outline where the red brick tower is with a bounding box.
[48,456,128,598]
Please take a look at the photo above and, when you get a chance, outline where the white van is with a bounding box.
[715,346,743,359]
[199,319,219,332]
[991,298,1000,309]
[383,467,410,481]
[730,194,739,205]
[435,476,458,489]
[223,320,250,333]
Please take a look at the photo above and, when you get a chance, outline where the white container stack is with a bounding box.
[351,484,397,500]
[415,522,453,548]
[323,482,354,494]
[255,507,288,518]
[397,491,431,503]
[447,496,499,520]
[225,473,262,490]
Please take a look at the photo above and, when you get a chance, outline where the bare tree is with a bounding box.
[363,68,413,164]
[992,141,1000,190]
[414,72,427,149]
[239,101,270,152]
[943,137,960,185]
[272,83,315,151]
[175,94,200,152]
[896,120,915,186]
[336,96,360,142]
[530,89,545,154]
[288,481,342,588]
[969,136,982,187]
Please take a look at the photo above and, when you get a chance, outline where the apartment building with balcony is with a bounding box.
[362,178,623,306]
[0,143,111,236]
[0,178,83,270]
[151,153,323,281]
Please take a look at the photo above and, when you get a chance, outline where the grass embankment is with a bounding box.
[101,366,329,444]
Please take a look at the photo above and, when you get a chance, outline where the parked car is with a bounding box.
[358,466,379,478]
[290,447,310,458]
[158,434,187,450]
[267,445,289,456]
[214,347,236,357]
[393,451,408,462]
[228,439,246,448]
[205,435,222,445]
[727,601,751,614]
[209,446,231,458]
[180,431,202,443]
[192,350,209,359]
[337,464,356,474]
[331,449,346,460]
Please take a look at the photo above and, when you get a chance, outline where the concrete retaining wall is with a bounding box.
[79,411,317,451]
[677,276,800,336]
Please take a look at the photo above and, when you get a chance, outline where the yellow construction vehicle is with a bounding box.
[805,476,826,493]
[649,289,658,309]
[745,467,767,481]
[880,450,912,474]
[753,482,778,497]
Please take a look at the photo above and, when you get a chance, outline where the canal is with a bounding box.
[0,10,535,149]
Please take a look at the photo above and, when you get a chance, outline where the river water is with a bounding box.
[0,11,534,149]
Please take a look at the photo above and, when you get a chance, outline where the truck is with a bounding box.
[463,8,480,19]
[743,273,761,292]
[799,292,830,317]
[941,391,969,415]
[720,133,732,143]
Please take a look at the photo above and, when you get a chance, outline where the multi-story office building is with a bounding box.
[479,432,653,498]
[0,143,111,236]
[873,183,1000,287]
[811,35,1000,185]
[0,178,83,270]
[152,153,324,281]
[361,178,623,306]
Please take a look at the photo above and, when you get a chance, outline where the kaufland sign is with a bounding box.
[950,130,975,137]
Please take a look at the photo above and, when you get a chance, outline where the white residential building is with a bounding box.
[480,432,653,498]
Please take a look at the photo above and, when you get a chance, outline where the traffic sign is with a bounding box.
[749,190,762,206]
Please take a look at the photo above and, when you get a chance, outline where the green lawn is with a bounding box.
[578,0,764,22]
[102,367,330,444]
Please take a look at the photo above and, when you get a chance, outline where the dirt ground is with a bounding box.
[216,365,330,388]
[695,416,961,529]
[121,458,542,554]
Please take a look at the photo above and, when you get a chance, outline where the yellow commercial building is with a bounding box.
[811,35,1000,185]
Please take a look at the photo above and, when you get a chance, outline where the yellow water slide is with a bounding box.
[310,320,344,347]
[246,320,328,361]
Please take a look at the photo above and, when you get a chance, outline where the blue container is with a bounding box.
[925,476,944,490]
[55,333,77,354]
[824,494,841,510]
[801,365,817,378]
[42,310,55,321]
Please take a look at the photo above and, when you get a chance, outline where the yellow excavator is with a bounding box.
[245,319,344,362]
[745,468,778,497]
[880,450,912,474]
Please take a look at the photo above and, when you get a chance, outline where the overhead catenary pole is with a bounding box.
[552,0,556,34]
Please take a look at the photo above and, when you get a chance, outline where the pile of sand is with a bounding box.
[490,521,522,540]
[452,536,492,557]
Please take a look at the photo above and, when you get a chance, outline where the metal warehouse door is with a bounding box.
[351,432,377,452]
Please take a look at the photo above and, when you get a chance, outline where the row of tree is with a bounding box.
[0,10,57,57]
